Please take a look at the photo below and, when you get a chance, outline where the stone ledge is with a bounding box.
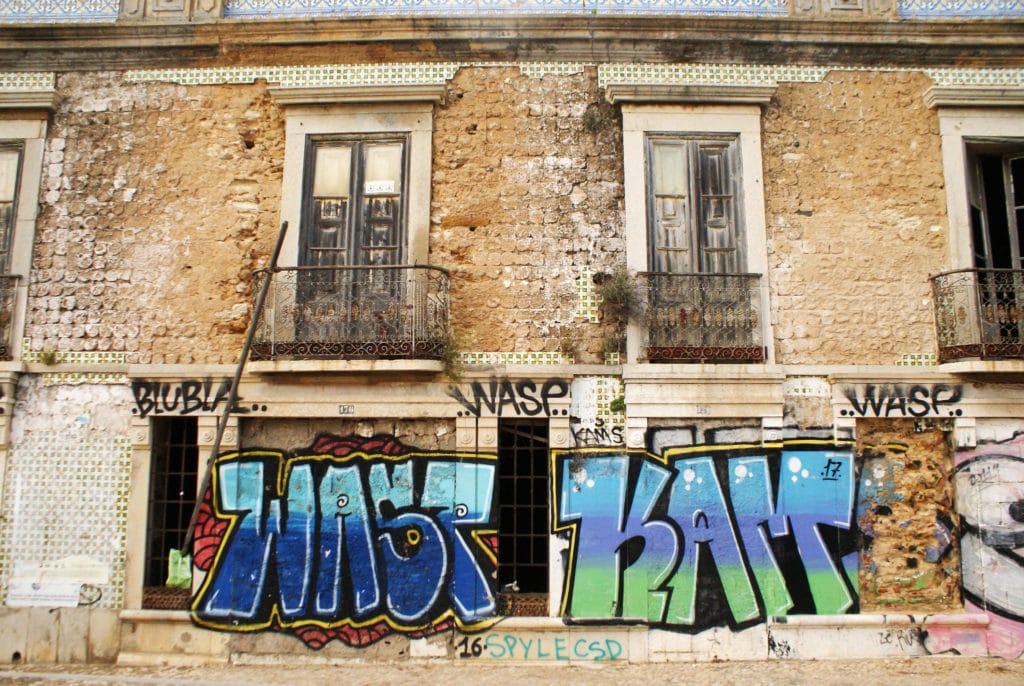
[119,609,190,623]
[247,359,445,375]
[768,613,989,628]
[935,358,1024,379]
[0,91,61,111]
[269,84,447,106]
[605,83,778,105]
[117,652,229,667]
[623,362,786,382]
[924,86,1024,108]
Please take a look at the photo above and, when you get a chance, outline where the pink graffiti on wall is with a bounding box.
[925,434,1024,658]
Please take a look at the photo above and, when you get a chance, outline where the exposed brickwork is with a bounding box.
[855,418,960,613]
[430,67,625,361]
[29,73,283,364]
[25,67,955,367]
[762,71,949,366]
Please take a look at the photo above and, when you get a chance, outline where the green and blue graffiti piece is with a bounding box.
[554,441,859,629]
[191,434,861,648]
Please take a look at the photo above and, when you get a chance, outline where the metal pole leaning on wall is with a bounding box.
[182,220,289,554]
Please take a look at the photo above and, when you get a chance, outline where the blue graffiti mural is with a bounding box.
[554,441,859,629]
[191,435,499,647]
[192,434,865,648]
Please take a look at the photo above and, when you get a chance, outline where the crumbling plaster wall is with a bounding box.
[762,70,949,366]
[29,72,283,364]
[25,66,951,366]
[430,67,625,360]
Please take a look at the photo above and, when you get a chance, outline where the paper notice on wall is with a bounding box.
[11,556,109,585]
[6,581,81,608]
[364,180,395,195]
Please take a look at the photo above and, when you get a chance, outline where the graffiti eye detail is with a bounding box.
[454,503,469,518]
[336,494,349,508]
[1010,500,1024,524]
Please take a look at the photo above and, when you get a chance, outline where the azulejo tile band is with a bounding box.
[125,63,462,87]
[577,266,600,324]
[21,341,127,366]
[125,62,1024,89]
[599,63,1024,88]
[222,0,788,19]
[0,0,117,24]
[456,351,573,365]
[0,0,1022,22]
[896,353,938,367]
[0,72,56,91]
[923,67,1024,86]
[41,373,129,387]
[125,62,587,86]
[898,0,1024,18]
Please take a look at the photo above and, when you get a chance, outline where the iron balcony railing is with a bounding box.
[640,272,765,363]
[931,268,1024,363]
[0,274,17,360]
[250,264,450,361]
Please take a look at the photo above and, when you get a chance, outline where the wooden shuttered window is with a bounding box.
[646,135,744,275]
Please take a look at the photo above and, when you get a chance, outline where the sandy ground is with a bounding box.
[0,657,1023,686]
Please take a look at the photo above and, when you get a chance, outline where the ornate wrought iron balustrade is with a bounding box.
[931,268,1024,363]
[640,272,765,362]
[250,265,450,361]
[0,275,17,360]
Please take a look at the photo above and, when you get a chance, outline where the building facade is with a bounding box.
[0,0,1022,665]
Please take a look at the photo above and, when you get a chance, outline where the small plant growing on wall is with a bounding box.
[582,100,617,134]
[594,266,638,358]
[595,266,638,322]
[439,330,464,383]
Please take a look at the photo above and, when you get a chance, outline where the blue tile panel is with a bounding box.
[2,0,1023,22]
[898,0,1024,18]
[0,0,118,23]
[222,0,788,18]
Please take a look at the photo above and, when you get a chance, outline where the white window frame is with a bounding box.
[928,89,1024,270]
[271,86,443,268]
[0,111,48,364]
[618,96,773,365]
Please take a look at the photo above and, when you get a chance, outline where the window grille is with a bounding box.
[497,419,549,614]
[143,417,198,609]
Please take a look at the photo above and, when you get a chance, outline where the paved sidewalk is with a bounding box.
[1,657,1024,686]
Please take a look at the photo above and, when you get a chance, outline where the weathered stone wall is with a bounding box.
[25,67,953,366]
[762,71,949,366]
[29,73,283,364]
[430,67,625,361]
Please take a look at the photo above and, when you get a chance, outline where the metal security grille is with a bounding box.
[144,417,198,605]
[497,420,549,598]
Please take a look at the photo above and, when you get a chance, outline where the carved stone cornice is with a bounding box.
[923,86,1024,108]
[119,0,223,23]
[2,17,1023,72]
